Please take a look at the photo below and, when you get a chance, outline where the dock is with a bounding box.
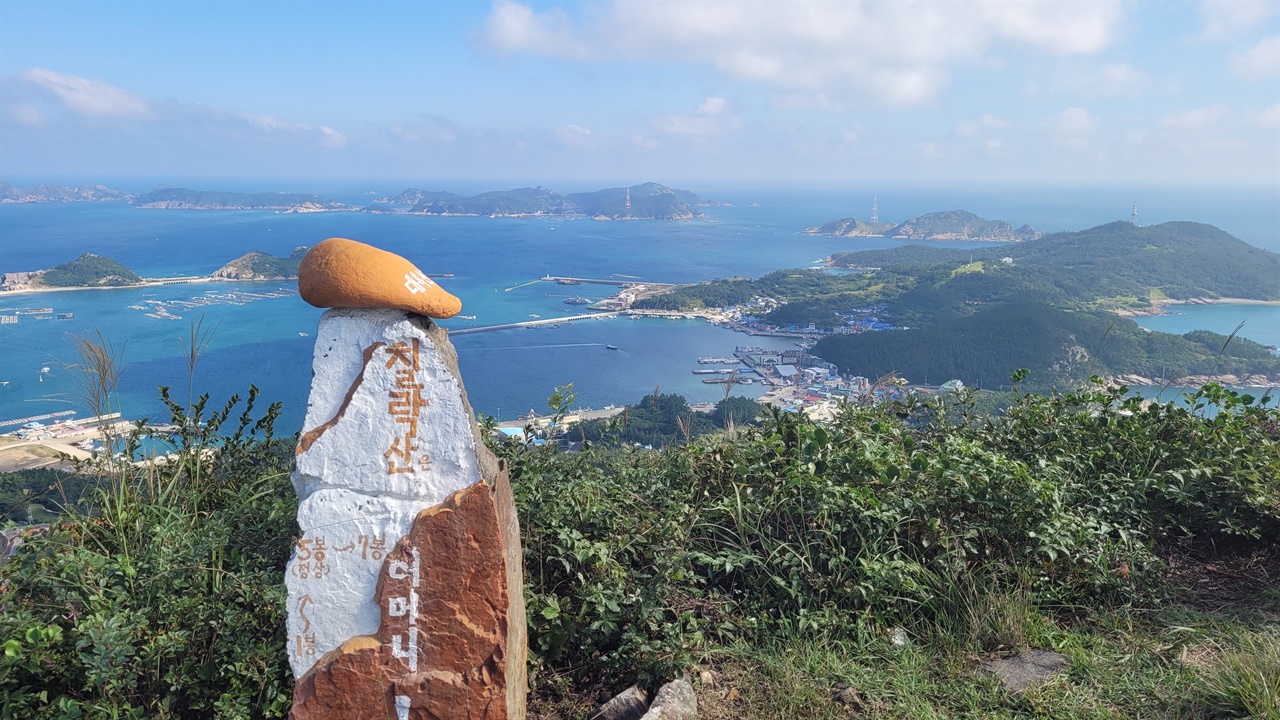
[505,275,677,292]
[450,312,621,335]
[0,410,77,428]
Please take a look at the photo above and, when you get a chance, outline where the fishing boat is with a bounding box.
[606,344,619,350]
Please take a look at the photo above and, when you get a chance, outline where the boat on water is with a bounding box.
[57,312,74,320]
[693,368,737,375]
[563,296,591,305]
[606,344,619,350]
[457,314,477,320]
[698,356,739,364]
[298,332,309,337]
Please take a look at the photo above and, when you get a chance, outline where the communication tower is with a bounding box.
[625,187,632,211]
[871,194,878,224]
[1131,202,1138,226]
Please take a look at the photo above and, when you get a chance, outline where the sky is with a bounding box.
[1,0,1277,188]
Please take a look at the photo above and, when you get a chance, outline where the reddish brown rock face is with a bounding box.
[292,477,523,720]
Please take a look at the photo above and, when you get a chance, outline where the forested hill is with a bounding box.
[368,182,706,219]
[37,253,141,287]
[210,247,308,280]
[829,221,1280,310]
[132,189,350,212]
[813,304,1280,390]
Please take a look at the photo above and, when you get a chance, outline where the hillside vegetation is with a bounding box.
[3,381,1276,718]
[830,221,1280,310]
[37,253,141,287]
[813,304,1280,389]
[132,189,349,211]
[371,182,706,219]
[809,209,1038,241]
[211,247,308,280]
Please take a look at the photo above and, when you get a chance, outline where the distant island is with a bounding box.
[0,182,134,204]
[0,253,143,291]
[210,248,309,281]
[131,189,351,212]
[367,182,707,220]
[1,248,312,292]
[807,209,1040,242]
[1,180,714,219]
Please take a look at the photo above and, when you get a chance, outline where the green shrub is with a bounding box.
[0,387,296,719]
[499,384,1280,686]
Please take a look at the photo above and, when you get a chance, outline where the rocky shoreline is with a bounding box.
[1111,296,1280,318]
[1109,372,1280,389]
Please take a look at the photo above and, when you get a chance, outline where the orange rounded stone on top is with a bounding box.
[298,238,462,319]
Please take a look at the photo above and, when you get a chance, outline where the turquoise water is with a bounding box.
[1,188,1276,431]
[1132,303,1280,348]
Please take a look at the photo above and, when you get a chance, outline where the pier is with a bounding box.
[0,410,77,428]
[504,275,677,292]
[449,312,621,335]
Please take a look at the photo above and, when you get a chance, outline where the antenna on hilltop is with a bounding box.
[871,194,878,224]
[1131,201,1138,226]
[625,186,632,211]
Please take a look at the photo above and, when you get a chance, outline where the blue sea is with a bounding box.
[1,185,1276,431]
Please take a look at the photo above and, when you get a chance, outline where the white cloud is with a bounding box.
[1253,104,1280,127]
[694,96,726,116]
[7,103,46,128]
[1159,104,1229,129]
[556,123,593,148]
[1096,63,1152,95]
[1231,36,1280,80]
[1198,0,1277,40]
[483,1,591,59]
[18,68,150,118]
[956,113,1010,137]
[389,116,458,144]
[650,96,741,136]
[241,113,348,147]
[482,1,1122,106]
[1047,107,1097,134]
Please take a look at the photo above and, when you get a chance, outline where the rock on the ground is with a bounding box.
[979,649,1069,692]
[596,685,648,720]
[641,679,697,720]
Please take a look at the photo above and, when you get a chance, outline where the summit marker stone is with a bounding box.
[288,241,524,719]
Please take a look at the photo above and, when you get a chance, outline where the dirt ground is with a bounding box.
[0,443,67,472]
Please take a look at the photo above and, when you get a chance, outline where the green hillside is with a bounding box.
[410,186,571,215]
[210,247,307,280]
[565,182,704,219]
[812,303,1280,389]
[37,253,142,287]
[830,221,1280,312]
[132,188,348,210]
